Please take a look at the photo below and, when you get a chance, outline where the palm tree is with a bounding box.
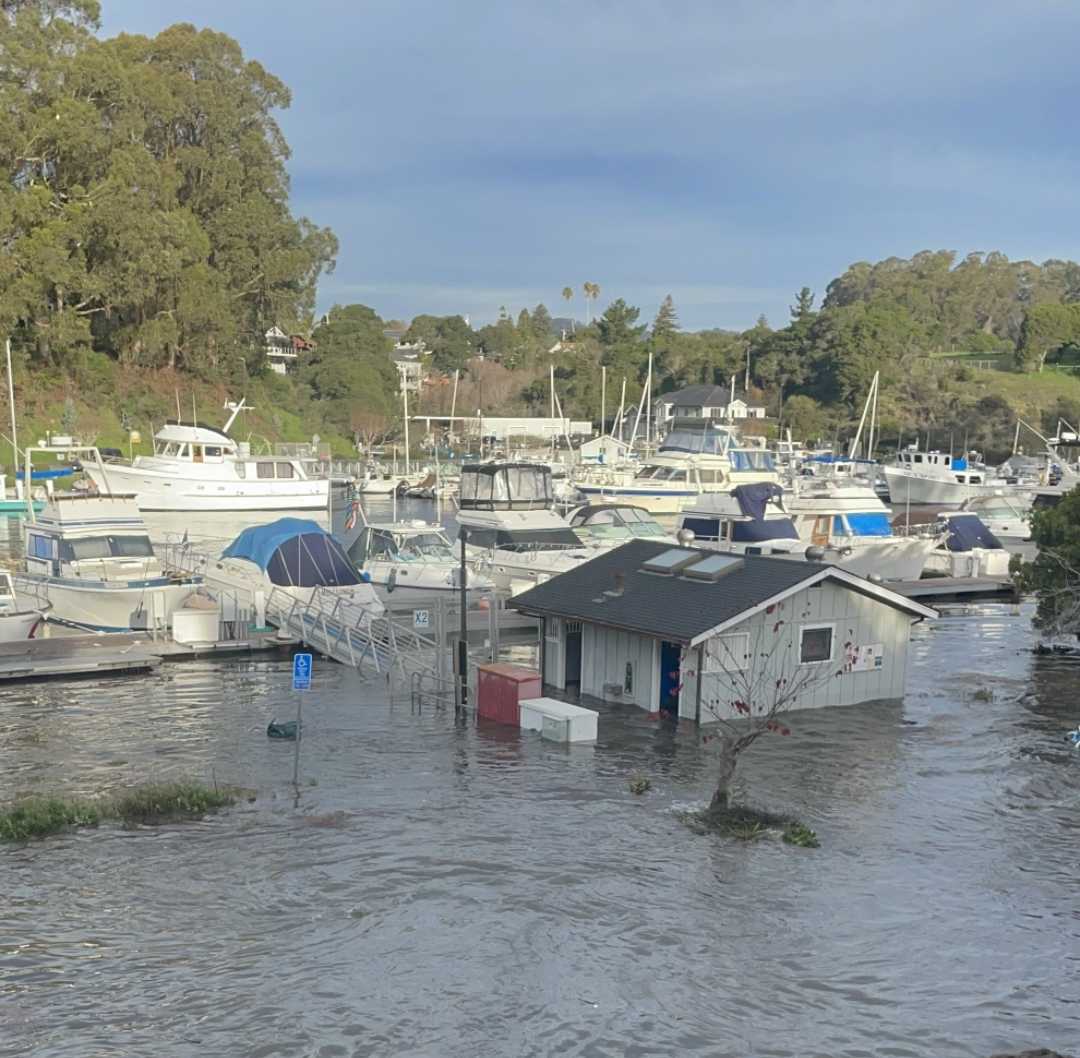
[582,282,600,324]
[562,286,574,334]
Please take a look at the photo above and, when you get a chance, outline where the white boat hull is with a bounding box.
[19,577,197,632]
[823,537,939,581]
[0,608,45,642]
[883,468,1000,507]
[85,463,329,512]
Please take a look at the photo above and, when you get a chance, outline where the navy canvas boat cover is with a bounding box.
[732,483,785,522]
[944,513,1002,552]
[221,518,361,587]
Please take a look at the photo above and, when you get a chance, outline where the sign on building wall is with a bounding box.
[844,643,884,673]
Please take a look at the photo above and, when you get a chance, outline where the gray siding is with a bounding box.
[693,580,914,722]
[581,623,658,709]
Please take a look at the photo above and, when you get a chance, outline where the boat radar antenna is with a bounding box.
[222,397,249,434]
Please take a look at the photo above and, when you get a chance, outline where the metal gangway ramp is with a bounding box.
[265,585,445,681]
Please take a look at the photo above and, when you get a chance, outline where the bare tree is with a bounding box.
[351,409,395,454]
[695,602,844,815]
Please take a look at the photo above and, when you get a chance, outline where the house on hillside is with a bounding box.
[510,539,935,722]
[264,326,314,375]
[656,384,766,422]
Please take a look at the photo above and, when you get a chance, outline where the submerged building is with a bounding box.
[510,539,936,722]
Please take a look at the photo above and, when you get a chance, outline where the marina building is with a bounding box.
[511,539,936,722]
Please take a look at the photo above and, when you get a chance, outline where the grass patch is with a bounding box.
[0,781,241,843]
[680,803,819,848]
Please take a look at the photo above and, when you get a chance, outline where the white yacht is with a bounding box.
[675,483,934,580]
[958,491,1032,543]
[345,519,497,600]
[83,401,331,512]
[18,493,201,632]
[574,418,778,514]
[455,462,595,595]
[883,448,1000,506]
[783,474,940,580]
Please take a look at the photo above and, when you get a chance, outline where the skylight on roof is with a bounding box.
[641,548,700,574]
[682,553,742,581]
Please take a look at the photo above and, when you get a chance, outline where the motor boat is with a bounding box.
[958,491,1032,543]
[82,399,332,511]
[564,503,673,547]
[0,571,49,641]
[574,418,779,514]
[455,462,595,595]
[921,512,1012,578]
[202,518,384,619]
[18,492,201,632]
[782,473,941,580]
[883,447,1002,507]
[345,519,496,600]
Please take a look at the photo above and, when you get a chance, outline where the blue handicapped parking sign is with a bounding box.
[292,652,313,691]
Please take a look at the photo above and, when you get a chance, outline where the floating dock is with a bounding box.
[890,575,1017,603]
[0,629,292,683]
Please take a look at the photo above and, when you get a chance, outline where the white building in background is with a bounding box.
[578,435,631,465]
[656,384,766,422]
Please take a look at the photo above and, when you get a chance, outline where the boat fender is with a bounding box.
[1067,727,1080,749]
[358,570,372,583]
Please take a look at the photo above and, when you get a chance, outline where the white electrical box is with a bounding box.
[520,697,598,743]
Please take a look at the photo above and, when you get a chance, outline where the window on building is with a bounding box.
[624,662,633,694]
[545,617,560,644]
[800,624,834,664]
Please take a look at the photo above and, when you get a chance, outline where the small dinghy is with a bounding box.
[266,720,298,740]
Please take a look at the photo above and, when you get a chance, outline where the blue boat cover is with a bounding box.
[15,466,75,480]
[732,482,785,522]
[221,518,360,587]
[845,512,892,536]
[953,457,968,471]
[944,513,1002,552]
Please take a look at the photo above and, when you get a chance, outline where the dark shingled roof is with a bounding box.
[510,539,926,644]
[655,384,732,408]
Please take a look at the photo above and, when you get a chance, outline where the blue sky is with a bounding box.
[102,1,1080,331]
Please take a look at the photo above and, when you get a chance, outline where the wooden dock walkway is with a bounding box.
[0,629,293,684]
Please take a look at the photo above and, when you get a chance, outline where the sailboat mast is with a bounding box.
[402,374,410,477]
[5,339,17,475]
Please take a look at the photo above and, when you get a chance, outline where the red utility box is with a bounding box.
[476,663,542,726]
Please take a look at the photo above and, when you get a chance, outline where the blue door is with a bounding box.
[660,641,681,715]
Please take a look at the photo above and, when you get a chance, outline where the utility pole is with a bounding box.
[5,339,17,475]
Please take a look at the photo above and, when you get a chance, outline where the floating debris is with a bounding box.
[267,720,298,740]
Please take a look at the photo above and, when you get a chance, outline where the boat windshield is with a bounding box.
[398,532,454,560]
[464,526,583,552]
[60,535,155,561]
[660,428,732,455]
[634,466,688,482]
[729,449,776,472]
[459,464,552,510]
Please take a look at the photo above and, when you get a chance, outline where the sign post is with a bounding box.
[292,652,313,787]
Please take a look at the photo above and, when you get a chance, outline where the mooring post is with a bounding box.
[457,528,469,712]
[292,691,303,787]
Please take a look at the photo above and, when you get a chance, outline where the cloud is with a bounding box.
[100,0,1080,328]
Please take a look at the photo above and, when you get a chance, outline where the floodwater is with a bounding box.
[1,503,1078,1057]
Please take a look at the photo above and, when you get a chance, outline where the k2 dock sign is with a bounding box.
[292,652,313,691]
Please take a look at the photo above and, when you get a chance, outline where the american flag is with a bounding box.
[344,500,360,531]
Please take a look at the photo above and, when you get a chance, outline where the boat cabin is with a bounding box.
[511,539,936,721]
[895,450,984,486]
[24,494,163,583]
[347,523,456,566]
[458,463,553,511]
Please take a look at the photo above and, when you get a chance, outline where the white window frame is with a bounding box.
[799,622,835,665]
[704,632,750,673]
[545,617,561,644]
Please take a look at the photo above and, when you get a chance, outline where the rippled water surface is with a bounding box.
[0,502,1078,1056]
